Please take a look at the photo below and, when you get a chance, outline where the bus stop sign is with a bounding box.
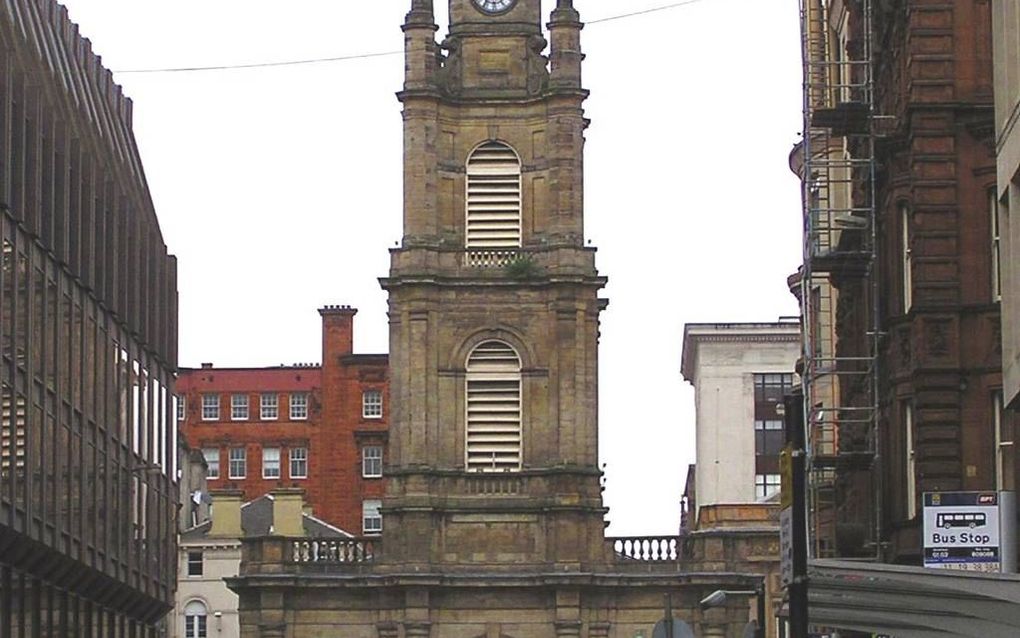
[923,492,1001,572]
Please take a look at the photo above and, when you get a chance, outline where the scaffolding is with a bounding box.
[797,0,881,560]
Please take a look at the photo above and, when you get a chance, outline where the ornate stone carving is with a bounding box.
[899,326,911,367]
[527,35,550,96]
[926,319,950,357]
[437,37,463,96]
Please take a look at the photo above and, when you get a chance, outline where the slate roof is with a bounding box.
[181,494,351,542]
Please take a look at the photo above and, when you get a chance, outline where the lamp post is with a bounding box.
[699,585,766,638]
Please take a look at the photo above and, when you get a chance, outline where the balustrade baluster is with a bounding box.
[287,538,379,564]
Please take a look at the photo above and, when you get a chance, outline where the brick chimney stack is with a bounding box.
[319,305,357,365]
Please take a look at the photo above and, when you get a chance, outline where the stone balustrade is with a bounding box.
[464,249,520,268]
[609,535,681,561]
[240,534,689,575]
[291,537,379,564]
[388,244,600,279]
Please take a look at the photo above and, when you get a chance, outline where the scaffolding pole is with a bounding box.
[797,0,881,562]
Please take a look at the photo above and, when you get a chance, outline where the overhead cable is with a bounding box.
[587,0,711,24]
[113,0,715,75]
[115,50,402,74]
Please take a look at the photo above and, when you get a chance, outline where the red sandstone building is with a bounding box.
[176,306,388,535]
[797,0,1009,565]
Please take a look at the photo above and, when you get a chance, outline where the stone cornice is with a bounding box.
[680,322,801,382]
[179,539,241,551]
[226,569,761,591]
[687,334,800,344]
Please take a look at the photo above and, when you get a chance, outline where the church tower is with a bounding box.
[230,5,767,637]
[381,0,610,570]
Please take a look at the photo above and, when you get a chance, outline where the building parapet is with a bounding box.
[240,534,703,574]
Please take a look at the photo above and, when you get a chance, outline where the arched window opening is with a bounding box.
[184,600,208,638]
[466,142,522,250]
[465,340,522,472]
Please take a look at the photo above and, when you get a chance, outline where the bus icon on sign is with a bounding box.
[937,512,986,529]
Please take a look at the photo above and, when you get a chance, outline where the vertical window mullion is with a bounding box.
[991,188,1001,301]
[905,401,916,518]
[901,203,912,312]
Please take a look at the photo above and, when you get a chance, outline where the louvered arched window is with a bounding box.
[466,142,522,249]
[465,340,522,472]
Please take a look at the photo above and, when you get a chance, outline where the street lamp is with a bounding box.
[699,585,766,638]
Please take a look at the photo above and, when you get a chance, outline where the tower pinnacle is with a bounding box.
[549,0,583,88]
[405,0,435,25]
[402,0,439,91]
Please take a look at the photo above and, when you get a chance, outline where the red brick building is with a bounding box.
[177,306,388,535]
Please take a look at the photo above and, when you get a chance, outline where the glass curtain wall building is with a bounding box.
[0,1,179,636]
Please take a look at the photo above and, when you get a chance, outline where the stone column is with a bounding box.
[548,0,583,89]
[400,0,440,244]
[403,0,438,91]
[545,0,586,243]
[405,622,432,638]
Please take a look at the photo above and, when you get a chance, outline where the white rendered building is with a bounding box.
[681,320,801,522]
[172,490,349,638]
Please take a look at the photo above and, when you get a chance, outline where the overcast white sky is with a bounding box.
[56,0,802,536]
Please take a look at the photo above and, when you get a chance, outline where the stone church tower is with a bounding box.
[229,3,768,637]
[381,0,609,573]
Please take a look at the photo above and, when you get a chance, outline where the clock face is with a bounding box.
[472,0,517,15]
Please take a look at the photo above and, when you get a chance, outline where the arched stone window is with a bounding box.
[465,340,522,471]
[184,600,208,638]
[466,141,522,249]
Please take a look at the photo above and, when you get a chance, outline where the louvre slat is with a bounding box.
[467,434,521,440]
[467,142,520,249]
[466,340,521,471]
